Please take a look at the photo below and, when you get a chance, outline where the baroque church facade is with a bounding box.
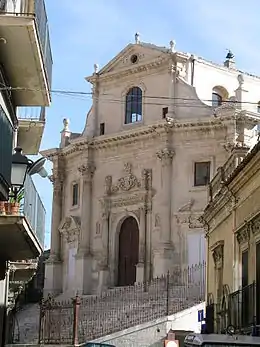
[42,34,260,297]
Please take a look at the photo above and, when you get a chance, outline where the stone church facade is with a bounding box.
[42,34,260,297]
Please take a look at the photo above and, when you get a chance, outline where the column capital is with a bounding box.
[156,148,175,164]
[78,163,96,180]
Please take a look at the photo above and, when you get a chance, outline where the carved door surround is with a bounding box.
[99,163,153,286]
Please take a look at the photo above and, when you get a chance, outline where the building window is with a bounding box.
[194,162,211,186]
[100,122,105,135]
[72,183,79,206]
[242,250,248,288]
[125,87,142,124]
[212,92,222,107]
[257,102,260,113]
[162,107,168,119]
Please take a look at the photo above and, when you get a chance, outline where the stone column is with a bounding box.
[75,163,95,295]
[44,172,63,296]
[156,148,174,243]
[136,206,146,283]
[154,148,175,276]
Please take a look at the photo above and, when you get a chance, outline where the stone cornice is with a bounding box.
[44,117,233,160]
[86,56,169,84]
[40,148,60,161]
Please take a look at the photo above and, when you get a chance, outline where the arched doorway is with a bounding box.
[118,216,139,286]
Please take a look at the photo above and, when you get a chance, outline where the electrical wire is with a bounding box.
[1,85,260,108]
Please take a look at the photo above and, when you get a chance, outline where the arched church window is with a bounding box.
[212,92,222,107]
[212,86,228,107]
[125,87,142,124]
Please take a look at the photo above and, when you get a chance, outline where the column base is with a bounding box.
[153,243,175,277]
[136,262,145,283]
[75,251,92,295]
[44,257,62,298]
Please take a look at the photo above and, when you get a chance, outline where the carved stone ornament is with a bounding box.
[110,163,141,193]
[155,213,161,227]
[211,240,224,269]
[78,163,96,180]
[59,216,81,244]
[236,220,252,244]
[95,221,101,237]
[156,148,175,163]
[188,214,203,229]
[178,198,195,212]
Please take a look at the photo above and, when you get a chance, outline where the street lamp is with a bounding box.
[10,147,32,199]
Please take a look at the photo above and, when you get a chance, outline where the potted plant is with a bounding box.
[0,201,5,215]
[5,188,25,215]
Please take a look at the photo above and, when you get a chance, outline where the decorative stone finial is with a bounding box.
[237,74,244,87]
[62,118,69,131]
[135,32,140,44]
[94,63,99,74]
[169,40,176,52]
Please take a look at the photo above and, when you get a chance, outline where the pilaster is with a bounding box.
[75,162,95,295]
[44,166,63,296]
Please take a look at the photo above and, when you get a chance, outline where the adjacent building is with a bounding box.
[42,34,260,298]
[0,0,52,342]
[203,140,260,334]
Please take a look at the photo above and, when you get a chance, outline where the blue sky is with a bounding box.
[36,0,260,248]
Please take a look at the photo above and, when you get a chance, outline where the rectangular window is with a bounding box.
[242,250,248,287]
[162,107,168,119]
[100,122,105,135]
[194,161,211,186]
[72,183,79,206]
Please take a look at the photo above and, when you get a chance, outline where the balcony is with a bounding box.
[208,146,249,202]
[0,0,52,106]
[17,106,45,154]
[229,282,257,333]
[0,105,13,201]
[0,175,44,261]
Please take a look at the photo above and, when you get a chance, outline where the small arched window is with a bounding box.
[212,92,222,107]
[257,102,260,113]
[212,86,228,108]
[125,87,142,124]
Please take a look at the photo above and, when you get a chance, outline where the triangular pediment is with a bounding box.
[58,215,81,233]
[96,42,170,76]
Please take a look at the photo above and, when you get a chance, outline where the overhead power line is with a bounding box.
[0,85,260,108]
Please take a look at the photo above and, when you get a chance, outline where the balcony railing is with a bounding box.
[0,105,13,199]
[0,0,53,89]
[17,106,45,121]
[22,175,46,248]
[208,146,249,202]
[229,282,256,331]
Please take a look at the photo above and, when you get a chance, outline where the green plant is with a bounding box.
[8,188,25,204]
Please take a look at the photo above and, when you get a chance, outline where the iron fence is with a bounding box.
[38,262,206,345]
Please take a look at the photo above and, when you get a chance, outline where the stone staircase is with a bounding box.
[11,282,204,345]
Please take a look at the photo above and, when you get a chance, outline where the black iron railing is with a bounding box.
[10,262,206,345]
[229,282,256,330]
[0,106,13,200]
[0,0,53,89]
